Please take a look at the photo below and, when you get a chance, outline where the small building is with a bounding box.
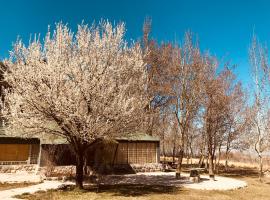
[41,133,160,166]
[90,133,160,166]
[0,133,160,171]
[0,134,40,165]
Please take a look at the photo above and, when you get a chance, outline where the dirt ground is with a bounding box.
[17,167,270,200]
[97,172,247,190]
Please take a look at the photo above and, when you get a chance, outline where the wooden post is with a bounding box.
[136,142,137,163]
[34,142,42,175]
[156,142,160,163]
[27,144,32,164]
[127,142,129,164]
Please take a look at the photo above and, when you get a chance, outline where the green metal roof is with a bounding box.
[0,133,40,144]
[40,137,68,145]
[0,132,159,145]
[116,132,160,142]
[42,133,159,144]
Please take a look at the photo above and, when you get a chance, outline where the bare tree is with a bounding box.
[202,66,244,178]
[3,21,148,188]
[144,31,214,177]
[248,35,270,181]
[223,83,247,171]
[141,18,174,136]
[203,74,227,178]
[167,33,209,178]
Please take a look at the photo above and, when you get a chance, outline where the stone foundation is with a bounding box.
[130,163,163,173]
[0,164,37,173]
[0,163,163,176]
[39,166,76,177]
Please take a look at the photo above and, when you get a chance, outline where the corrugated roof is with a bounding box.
[116,132,159,142]
[0,132,63,144]
[41,137,68,145]
[0,133,40,144]
[0,132,159,144]
[42,133,159,144]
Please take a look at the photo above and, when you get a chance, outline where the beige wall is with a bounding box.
[115,142,158,164]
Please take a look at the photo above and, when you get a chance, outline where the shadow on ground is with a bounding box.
[217,167,259,179]
[95,184,181,197]
[54,183,182,197]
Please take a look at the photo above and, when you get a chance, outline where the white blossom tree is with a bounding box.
[3,21,148,188]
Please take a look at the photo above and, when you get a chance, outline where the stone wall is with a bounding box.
[40,163,163,176]
[39,166,76,177]
[0,164,37,173]
[130,163,163,173]
[0,163,163,176]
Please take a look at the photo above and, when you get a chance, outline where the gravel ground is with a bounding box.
[100,172,247,190]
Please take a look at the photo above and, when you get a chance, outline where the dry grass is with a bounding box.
[161,155,270,170]
[17,167,270,200]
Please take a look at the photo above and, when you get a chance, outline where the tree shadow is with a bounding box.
[59,183,182,197]
[95,184,182,197]
[217,167,259,179]
[60,173,188,197]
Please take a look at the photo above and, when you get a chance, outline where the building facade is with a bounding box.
[0,133,160,169]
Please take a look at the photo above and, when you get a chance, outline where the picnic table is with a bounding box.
[161,161,177,169]
[176,167,205,182]
[188,168,205,183]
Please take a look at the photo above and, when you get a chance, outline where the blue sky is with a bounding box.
[1,0,270,87]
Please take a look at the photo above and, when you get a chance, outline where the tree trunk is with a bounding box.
[199,154,205,168]
[214,155,217,171]
[83,157,88,176]
[225,151,229,171]
[225,133,231,172]
[176,149,184,179]
[259,155,263,182]
[172,144,176,163]
[205,154,209,170]
[216,144,221,174]
[190,144,193,165]
[186,144,189,165]
[208,153,215,179]
[76,150,84,189]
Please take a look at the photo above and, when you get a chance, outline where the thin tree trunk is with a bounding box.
[205,156,208,170]
[199,154,205,168]
[186,146,190,165]
[163,136,166,162]
[176,149,184,179]
[214,155,217,171]
[259,155,263,182]
[208,153,215,179]
[255,129,263,182]
[176,124,185,179]
[189,143,193,165]
[225,151,229,171]
[172,143,176,163]
[216,144,221,174]
[83,157,88,176]
[225,132,231,172]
